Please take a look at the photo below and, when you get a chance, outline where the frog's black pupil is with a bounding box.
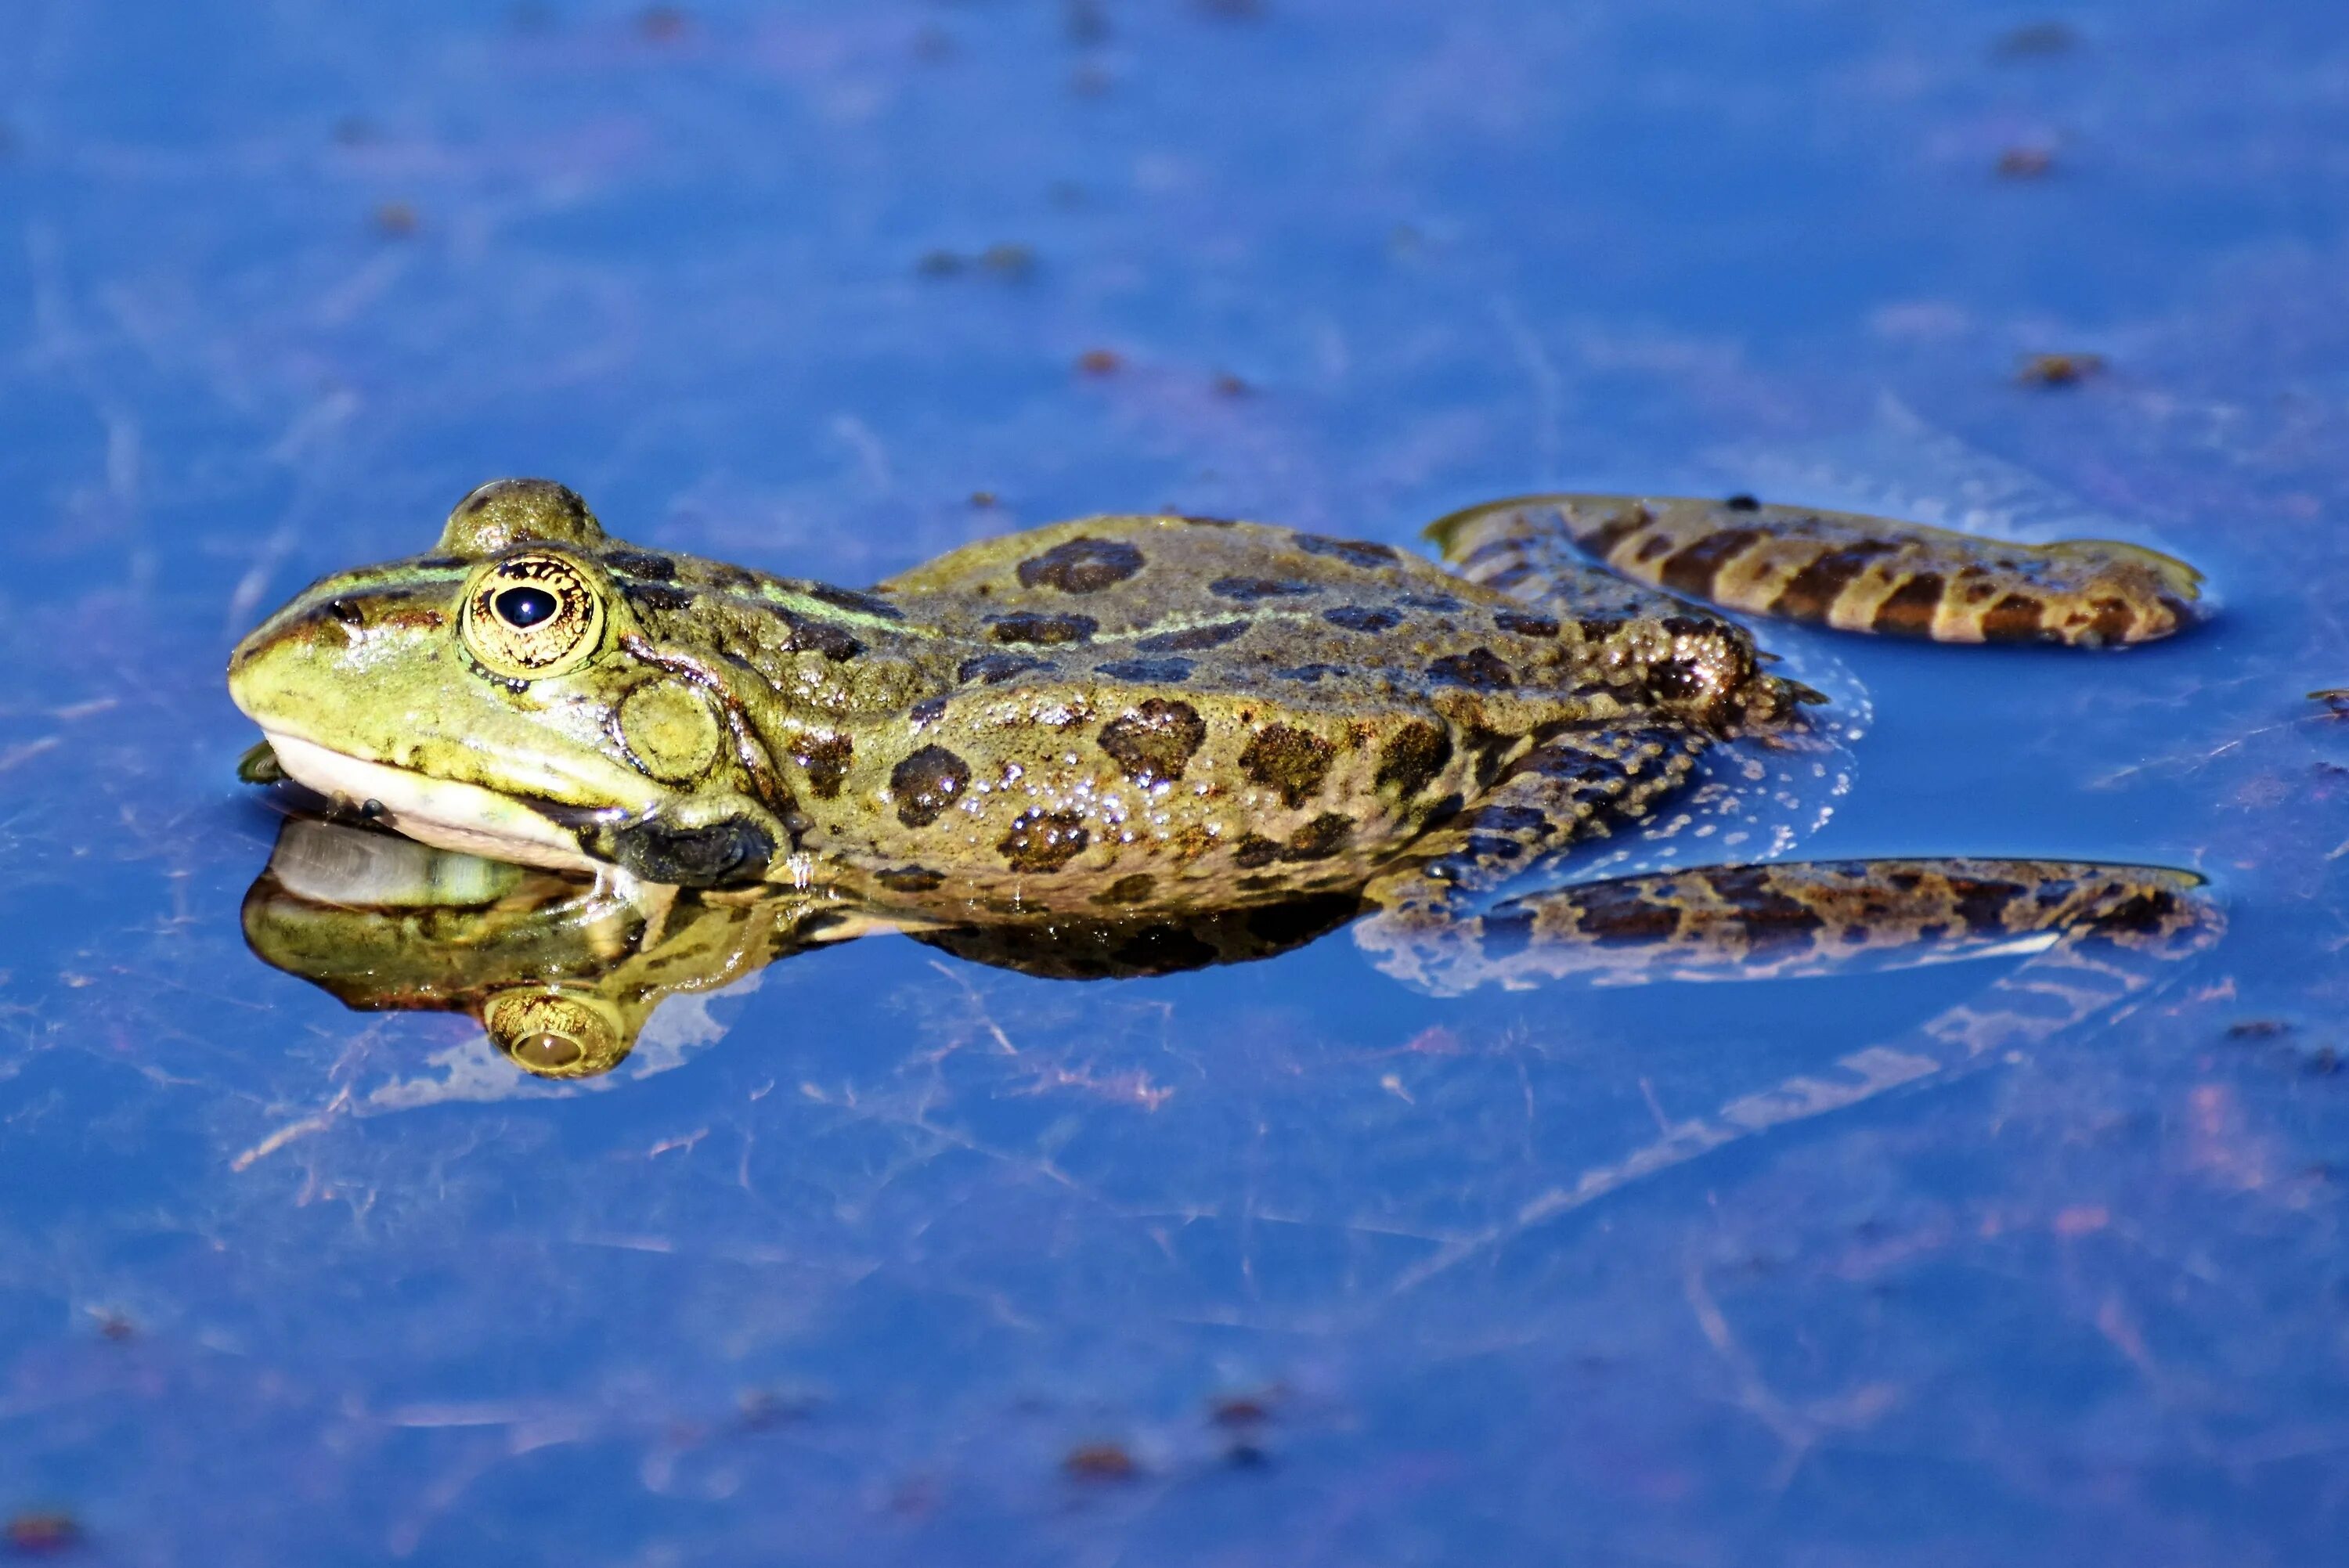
[496,586,560,629]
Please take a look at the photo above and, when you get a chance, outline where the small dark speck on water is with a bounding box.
[1063,1442,1141,1481]
[4,1514,81,1558]
[638,5,690,42]
[1208,1393,1275,1428]
[969,490,999,508]
[1077,348,1124,376]
[1997,146,2056,178]
[2017,351,2105,386]
[372,200,418,237]
[1066,0,1112,46]
[1993,21,2080,60]
[1213,371,1253,397]
[980,243,1036,279]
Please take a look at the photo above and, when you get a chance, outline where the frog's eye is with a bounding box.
[461,552,608,679]
[483,988,632,1078]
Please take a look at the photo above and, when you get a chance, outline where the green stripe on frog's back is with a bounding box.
[594,544,945,664]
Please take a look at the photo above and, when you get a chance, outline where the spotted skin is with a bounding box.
[1431,494,2203,647]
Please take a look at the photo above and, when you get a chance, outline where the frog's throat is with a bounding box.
[261,733,605,875]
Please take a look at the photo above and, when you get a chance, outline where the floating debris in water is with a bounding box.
[638,5,690,43]
[1992,21,2079,60]
[2017,351,2105,386]
[373,200,419,237]
[4,1513,81,1557]
[1063,1441,1140,1480]
[1997,146,2056,178]
[1076,348,1125,376]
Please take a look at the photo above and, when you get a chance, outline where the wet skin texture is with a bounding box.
[227,478,2209,1028]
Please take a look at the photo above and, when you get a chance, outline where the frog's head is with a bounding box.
[229,479,791,887]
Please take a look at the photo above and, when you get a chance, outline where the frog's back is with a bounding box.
[800,515,1633,910]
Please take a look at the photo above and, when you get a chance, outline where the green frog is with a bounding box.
[229,478,2216,1076]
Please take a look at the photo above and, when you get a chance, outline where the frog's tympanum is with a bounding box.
[231,479,2219,1080]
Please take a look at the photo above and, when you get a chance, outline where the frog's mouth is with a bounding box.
[260,733,611,876]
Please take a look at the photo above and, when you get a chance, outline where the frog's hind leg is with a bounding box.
[1360,718,1713,926]
[1427,495,2203,647]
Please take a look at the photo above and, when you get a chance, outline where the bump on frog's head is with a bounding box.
[438,478,608,558]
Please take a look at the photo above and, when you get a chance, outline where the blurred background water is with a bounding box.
[4,2,2348,1563]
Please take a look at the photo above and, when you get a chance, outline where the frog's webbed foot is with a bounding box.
[1429,494,2203,647]
[1361,719,1712,924]
[1356,857,2218,997]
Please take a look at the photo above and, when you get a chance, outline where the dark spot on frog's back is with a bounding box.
[1241,725,1336,807]
[958,652,1050,685]
[1322,605,1401,633]
[1099,698,1207,783]
[1376,721,1453,797]
[990,611,1099,646]
[1095,657,1193,682]
[1294,533,1400,568]
[999,808,1090,872]
[1428,649,1516,690]
[806,582,906,620]
[1495,611,1559,638]
[1211,576,1316,602]
[624,582,696,615]
[778,609,864,660]
[602,548,677,581]
[1016,536,1146,593]
[1135,619,1249,652]
[794,734,853,798]
[890,745,971,827]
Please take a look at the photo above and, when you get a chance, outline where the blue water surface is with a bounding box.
[3,2,2348,1563]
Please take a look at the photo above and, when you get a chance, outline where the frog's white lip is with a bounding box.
[262,732,605,874]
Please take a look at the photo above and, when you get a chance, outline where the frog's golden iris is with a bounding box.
[460,550,608,679]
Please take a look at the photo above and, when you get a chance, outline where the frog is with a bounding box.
[227,478,2217,1076]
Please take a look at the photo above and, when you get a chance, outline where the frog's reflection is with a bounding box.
[246,811,2222,1085]
[243,814,1362,1079]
